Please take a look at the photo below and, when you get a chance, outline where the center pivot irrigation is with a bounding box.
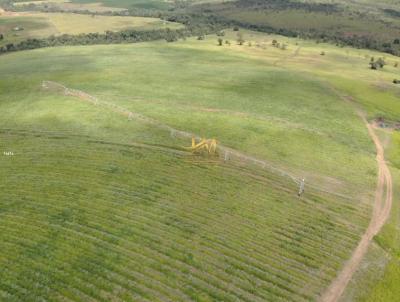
[186,137,218,155]
[42,81,347,198]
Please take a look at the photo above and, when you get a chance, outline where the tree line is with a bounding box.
[2,0,400,56]
[0,26,219,55]
[234,0,341,14]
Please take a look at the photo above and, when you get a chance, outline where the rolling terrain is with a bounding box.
[1,1,400,301]
[0,29,399,301]
[0,11,181,47]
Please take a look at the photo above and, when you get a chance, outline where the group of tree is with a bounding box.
[3,0,400,57]
[236,32,245,45]
[0,26,216,55]
[369,57,386,70]
[272,39,287,50]
[234,0,341,14]
[189,1,400,57]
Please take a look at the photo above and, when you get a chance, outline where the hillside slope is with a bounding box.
[1,30,399,301]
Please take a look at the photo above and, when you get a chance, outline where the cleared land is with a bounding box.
[0,15,57,45]
[0,29,399,301]
[189,0,400,55]
[31,12,181,34]
[0,12,181,46]
[13,0,128,12]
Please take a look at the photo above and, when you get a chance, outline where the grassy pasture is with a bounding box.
[0,12,181,46]
[0,77,372,301]
[32,12,182,34]
[13,0,128,12]
[71,0,173,10]
[0,15,57,45]
[194,0,400,56]
[0,29,398,300]
[360,130,400,302]
[341,130,400,302]
[219,9,400,42]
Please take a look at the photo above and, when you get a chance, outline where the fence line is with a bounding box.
[42,80,351,200]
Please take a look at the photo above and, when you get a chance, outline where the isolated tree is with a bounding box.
[197,35,205,41]
[370,61,378,70]
[376,57,386,68]
[272,39,278,46]
[225,40,231,45]
[233,26,239,31]
[5,43,14,51]
[320,51,325,56]
[237,32,245,45]
[165,31,178,43]
[247,41,252,47]
[0,34,3,40]
[369,57,377,70]
[218,38,223,46]
[395,62,399,68]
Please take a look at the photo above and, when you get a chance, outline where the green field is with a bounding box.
[13,0,128,12]
[0,12,181,47]
[342,129,400,302]
[188,0,400,56]
[10,0,180,11]
[0,15,57,46]
[0,28,399,301]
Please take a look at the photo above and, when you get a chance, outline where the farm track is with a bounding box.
[320,94,394,302]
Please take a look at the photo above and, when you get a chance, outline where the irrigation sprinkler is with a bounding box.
[224,151,230,162]
[186,137,217,155]
[298,178,305,197]
[41,81,349,200]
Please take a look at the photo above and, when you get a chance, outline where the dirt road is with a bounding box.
[0,6,29,16]
[320,101,393,302]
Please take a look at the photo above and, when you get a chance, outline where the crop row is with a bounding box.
[0,132,372,301]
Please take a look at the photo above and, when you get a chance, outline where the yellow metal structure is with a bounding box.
[186,137,217,155]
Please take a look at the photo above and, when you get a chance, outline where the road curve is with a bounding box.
[320,101,393,302]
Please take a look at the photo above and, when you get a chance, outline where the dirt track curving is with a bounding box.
[320,97,393,302]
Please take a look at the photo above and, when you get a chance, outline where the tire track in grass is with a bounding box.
[0,213,264,302]
[5,162,356,286]
[2,162,328,300]
[320,94,393,302]
[2,198,296,302]
[1,133,368,300]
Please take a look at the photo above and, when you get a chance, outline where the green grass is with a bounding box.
[0,15,57,46]
[71,0,172,10]
[222,9,399,41]
[0,12,182,47]
[33,12,182,34]
[340,129,400,301]
[0,29,397,300]
[361,132,400,301]
[13,0,128,12]
[194,0,400,55]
